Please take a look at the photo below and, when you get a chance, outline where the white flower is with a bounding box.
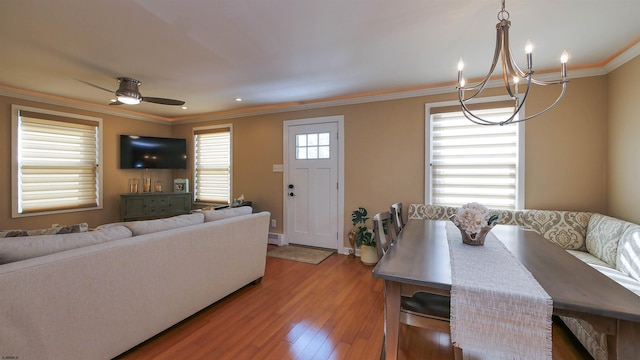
[455,202,490,235]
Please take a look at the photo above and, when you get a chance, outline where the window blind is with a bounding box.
[430,108,520,210]
[17,115,99,213]
[194,128,231,203]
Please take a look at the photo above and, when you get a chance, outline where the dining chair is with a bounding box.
[372,211,396,258]
[390,202,404,235]
[374,210,458,360]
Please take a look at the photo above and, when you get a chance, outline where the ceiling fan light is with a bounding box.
[117,95,141,105]
[115,77,142,105]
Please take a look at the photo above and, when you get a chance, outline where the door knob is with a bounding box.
[288,184,294,189]
[289,192,296,197]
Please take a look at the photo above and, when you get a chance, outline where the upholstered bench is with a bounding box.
[408,204,640,360]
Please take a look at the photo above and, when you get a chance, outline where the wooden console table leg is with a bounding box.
[383,280,401,360]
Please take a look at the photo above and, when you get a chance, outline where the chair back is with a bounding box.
[390,202,405,234]
[373,211,397,258]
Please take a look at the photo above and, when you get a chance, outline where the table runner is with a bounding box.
[446,222,553,359]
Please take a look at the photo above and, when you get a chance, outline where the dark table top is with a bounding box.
[373,220,640,322]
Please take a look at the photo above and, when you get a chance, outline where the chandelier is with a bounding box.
[456,0,569,126]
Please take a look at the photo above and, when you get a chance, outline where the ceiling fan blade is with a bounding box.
[75,79,115,94]
[142,97,185,106]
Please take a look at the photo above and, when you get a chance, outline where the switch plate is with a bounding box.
[272,164,283,172]
[271,219,277,228]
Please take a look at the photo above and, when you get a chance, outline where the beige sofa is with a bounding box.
[0,208,270,360]
[408,204,640,360]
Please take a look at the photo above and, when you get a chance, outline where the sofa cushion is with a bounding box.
[524,210,591,250]
[0,225,132,265]
[202,206,252,222]
[616,223,640,283]
[586,214,629,267]
[124,213,205,236]
[0,223,88,238]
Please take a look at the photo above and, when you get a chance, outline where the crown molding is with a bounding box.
[0,47,634,125]
[604,41,640,73]
[173,66,608,124]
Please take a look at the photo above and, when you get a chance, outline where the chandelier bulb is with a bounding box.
[560,50,569,64]
[525,40,533,54]
[459,78,466,88]
[458,58,465,71]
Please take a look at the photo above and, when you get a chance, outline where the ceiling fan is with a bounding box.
[79,77,185,106]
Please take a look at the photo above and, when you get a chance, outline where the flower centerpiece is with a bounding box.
[449,202,499,246]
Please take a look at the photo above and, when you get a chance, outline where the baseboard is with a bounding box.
[269,233,353,255]
[268,232,286,246]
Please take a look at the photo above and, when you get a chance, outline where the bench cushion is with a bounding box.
[616,223,640,283]
[586,214,629,268]
[524,210,591,250]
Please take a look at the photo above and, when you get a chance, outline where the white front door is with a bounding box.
[285,120,339,249]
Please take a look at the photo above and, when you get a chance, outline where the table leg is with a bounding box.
[384,280,401,360]
[614,320,640,360]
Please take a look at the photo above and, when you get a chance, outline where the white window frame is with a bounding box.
[425,97,525,210]
[11,105,103,217]
[193,124,233,204]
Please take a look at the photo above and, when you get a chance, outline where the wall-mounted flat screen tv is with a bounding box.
[120,135,187,169]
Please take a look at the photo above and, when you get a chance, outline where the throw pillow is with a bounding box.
[0,223,89,238]
[0,225,132,265]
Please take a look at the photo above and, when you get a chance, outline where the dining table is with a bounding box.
[372,219,640,360]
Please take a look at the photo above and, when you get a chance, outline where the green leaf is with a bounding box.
[351,207,369,226]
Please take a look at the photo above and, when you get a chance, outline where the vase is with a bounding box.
[128,178,139,193]
[449,215,494,246]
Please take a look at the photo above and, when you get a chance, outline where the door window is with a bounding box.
[296,132,330,159]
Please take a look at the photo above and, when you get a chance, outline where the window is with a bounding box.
[193,125,232,204]
[427,106,523,210]
[12,105,102,217]
[296,132,331,159]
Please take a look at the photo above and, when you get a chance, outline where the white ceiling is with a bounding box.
[1,0,639,121]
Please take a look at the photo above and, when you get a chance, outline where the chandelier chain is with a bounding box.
[498,0,509,21]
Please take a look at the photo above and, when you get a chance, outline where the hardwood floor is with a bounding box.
[116,248,592,360]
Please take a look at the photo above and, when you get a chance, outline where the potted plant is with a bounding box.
[350,207,378,265]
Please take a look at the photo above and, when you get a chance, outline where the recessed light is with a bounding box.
[235,98,242,102]
[109,99,117,102]
[181,106,188,110]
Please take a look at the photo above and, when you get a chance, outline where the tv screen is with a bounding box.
[120,135,187,169]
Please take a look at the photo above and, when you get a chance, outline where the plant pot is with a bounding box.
[449,214,494,246]
[360,244,379,265]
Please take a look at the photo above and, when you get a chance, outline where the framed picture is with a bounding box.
[174,178,189,193]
